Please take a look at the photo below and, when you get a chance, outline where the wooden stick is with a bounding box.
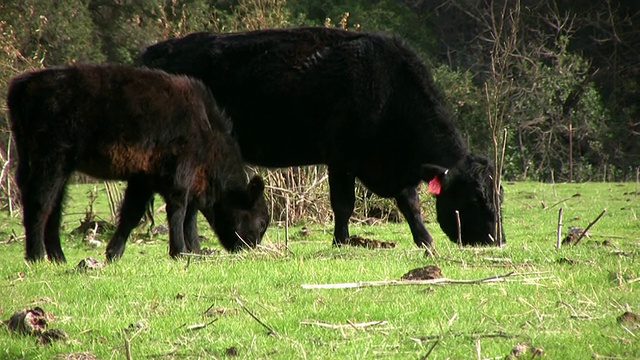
[300,320,387,329]
[420,338,440,359]
[285,194,289,252]
[412,331,517,342]
[302,271,516,289]
[235,297,279,337]
[573,209,607,246]
[124,335,132,360]
[455,210,462,247]
[556,208,563,249]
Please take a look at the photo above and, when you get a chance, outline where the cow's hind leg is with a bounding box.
[105,178,154,261]
[395,187,434,248]
[328,168,356,245]
[183,201,201,253]
[21,161,70,262]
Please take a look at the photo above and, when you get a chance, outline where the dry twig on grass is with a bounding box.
[573,209,607,246]
[410,330,517,342]
[300,320,388,329]
[235,297,280,338]
[302,271,523,289]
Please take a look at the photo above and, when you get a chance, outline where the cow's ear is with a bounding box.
[247,175,265,203]
[420,164,449,195]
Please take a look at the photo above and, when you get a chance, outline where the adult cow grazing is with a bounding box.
[142,27,504,248]
[7,64,269,263]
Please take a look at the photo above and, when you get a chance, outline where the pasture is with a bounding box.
[1,181,639,359]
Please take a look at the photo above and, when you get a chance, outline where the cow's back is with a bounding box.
[143,28,463,170]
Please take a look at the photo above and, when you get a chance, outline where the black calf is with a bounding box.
[7,64,269,262]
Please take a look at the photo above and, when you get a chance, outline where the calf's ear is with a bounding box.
[247,175,266,202]
[420,164,449,196]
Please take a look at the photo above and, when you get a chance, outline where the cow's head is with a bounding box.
[422,155,505,246]
[212,175,270,251]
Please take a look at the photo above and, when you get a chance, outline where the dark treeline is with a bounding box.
[1,0,638,184]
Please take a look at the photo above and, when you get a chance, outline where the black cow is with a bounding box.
[142,27,504,248]
[7,64,269,263]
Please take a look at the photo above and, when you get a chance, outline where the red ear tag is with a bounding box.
[427,176,441,195]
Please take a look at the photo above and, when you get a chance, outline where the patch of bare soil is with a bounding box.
[617,311,640,327]
[56,352,98,360]
[200,247,221,255]
[71,220,114,236]
[225,346,239,357]
[506,342,544,359]
[401,265,442,280]
[74,257,105,272]
[3,307,68,344]
[562,226,589,245]
[344,235,396,249]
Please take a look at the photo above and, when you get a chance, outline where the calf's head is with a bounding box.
[212,176,270,251]
[423,155,505,246]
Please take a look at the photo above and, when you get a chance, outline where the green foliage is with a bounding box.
[215,0,304,31]
[287,0,436,55]
[508,37,609,181]
[0,1,105,66]
[0,182,638,359]
[432,65,490,155]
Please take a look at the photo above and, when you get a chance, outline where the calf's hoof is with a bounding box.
[105,245,125,262]
[169,247,187,259]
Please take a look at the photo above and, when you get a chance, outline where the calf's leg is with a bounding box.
[395,187,434,248]
[105,179,154,261]
[328,168,356,245]
[165,191,189,258]
[183,201,201,253]
[43,189,68,262]
[21,161,69,262]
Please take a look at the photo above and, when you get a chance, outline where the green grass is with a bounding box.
[1,182,639,359]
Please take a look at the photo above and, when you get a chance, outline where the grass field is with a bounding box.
[1,181,639,359]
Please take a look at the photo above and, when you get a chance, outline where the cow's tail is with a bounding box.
[7,72,33,191]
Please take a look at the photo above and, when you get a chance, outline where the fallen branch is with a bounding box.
[420,337,440,359]
[235,297,279,337]
[302,271,516,289]
[300,320,387,329]
[573,209,607,246]
[557,208,564,249]
[410,330,517,342]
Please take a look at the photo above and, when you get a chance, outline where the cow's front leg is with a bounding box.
[328,167,356,245]
[395,187,434,248]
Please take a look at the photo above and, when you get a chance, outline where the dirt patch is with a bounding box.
[344,235,396,249]
[617,311,640,326]
[56,352,98,360]
[225,346,239,357]
[3,307,68,344]
[507,342,544,359]
[74,257,105,272]
[401,265,442,280]
[200,247,221,255]
[71,220,114,236]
